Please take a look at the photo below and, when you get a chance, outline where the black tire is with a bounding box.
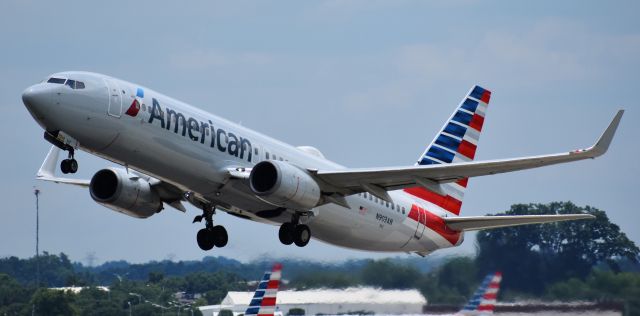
[196,228,215,251]
[60,159,70,174]
[279,223,295,245]
[68,159,78,173]
[294,224,311,247]
[212,225,228,248]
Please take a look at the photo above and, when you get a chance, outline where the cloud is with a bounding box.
[169,50,273,71]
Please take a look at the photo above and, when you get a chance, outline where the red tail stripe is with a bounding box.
[404,187,461,215]
[477,305,495,311]
[457,140,477,160]
[483,293,497,300]
[480,90,491,104]
[469,113,485,132]
[267,280,279,289]
[261,297,276,306]
[409,204,462,244]
[456,178,468,188]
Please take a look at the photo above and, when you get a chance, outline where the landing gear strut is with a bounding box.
[60,148,78,174]
[279,213,311,247]
[193,205,228,251]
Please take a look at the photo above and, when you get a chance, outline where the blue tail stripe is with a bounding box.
[249,298,262,306]
[253,291,264,298]
[427,146,454,163]
[435,134,461,152]
[258,281,268,290]
[469,86,486,100]
[419,157,440,165]
[461,98,479,113]
[452,110,473,126]
[443,122,467,138]
[246,307,260,314]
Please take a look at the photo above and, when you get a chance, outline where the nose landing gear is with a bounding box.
[60,149,78,174]
[193,205,228,251]
[278,213,311,247]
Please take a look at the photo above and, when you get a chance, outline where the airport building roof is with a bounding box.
[221,287,426,305]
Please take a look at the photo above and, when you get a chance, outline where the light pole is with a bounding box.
[34,188,40,286]
[128,301,132,316]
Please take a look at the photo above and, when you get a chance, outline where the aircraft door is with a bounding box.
[104,78,122,118]
[414,208,426,239]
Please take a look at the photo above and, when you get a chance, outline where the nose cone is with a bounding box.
[22,84,54,126]
[22,85,50,110]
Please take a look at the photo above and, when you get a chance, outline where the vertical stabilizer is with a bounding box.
[405,85,491,215]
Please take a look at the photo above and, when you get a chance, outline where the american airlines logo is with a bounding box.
[147,97,253,162]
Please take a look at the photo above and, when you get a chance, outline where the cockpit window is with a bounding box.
[47,77,66,84]
[64,79,86,89]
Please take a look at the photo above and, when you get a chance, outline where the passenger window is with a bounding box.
[279,157,283,161]
[266,152,270,159]
[47,77,66,84]
[386,201,389,208]
[402,207,405,214]
[254,148,258,155]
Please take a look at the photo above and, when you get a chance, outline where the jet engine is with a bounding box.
[89,168,163,218]
[249,160,321,210]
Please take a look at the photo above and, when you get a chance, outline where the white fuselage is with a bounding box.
[22,71,463,254]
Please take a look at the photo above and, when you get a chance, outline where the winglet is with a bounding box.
[588,109,624,157]
[36,145,90,187]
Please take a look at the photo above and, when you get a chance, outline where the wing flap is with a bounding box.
[444,214,595,231]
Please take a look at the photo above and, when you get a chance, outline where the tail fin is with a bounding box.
[404,85,491,215]
[459,272,502,315]
[245,263,282,316]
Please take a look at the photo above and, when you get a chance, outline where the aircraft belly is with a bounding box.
[308,202,413,252]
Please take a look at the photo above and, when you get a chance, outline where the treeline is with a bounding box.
[1,202,640,315]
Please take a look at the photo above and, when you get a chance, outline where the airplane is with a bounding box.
[243,263,282,316]
[456,272,502,315]
[22,71,623,255]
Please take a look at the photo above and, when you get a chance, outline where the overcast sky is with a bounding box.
[1,1,638,264]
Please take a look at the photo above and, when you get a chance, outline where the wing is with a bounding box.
[315,110,623,199]
[444,214,595,231]
[36,146,187,212]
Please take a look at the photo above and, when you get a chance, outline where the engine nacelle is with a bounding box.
[89,168,162,218]
[249,160,321,210]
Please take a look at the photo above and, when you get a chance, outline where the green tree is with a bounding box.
[361,259,421,288]
[418,257,478,304]
[475,202,639,294]
[30,288,76,316]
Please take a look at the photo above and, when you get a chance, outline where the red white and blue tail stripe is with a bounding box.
[458,272,502,315]
[405,85,491,215]
[245,263,282,316]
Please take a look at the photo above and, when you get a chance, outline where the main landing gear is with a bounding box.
[193,205,228,251]
[279,213,311,247]
[60,148,78,174]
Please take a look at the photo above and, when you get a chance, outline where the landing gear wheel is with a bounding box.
[279,223,295,245]
[212,225,228,248]
[196,228,215,251]
[294,225,311,247]
[68,159,78,173]
[60,159,70,174]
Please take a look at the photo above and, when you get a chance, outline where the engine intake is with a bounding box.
[249,161,321,210]
[89,168,162,218]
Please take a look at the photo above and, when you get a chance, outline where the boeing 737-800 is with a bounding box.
[21,71,623,255]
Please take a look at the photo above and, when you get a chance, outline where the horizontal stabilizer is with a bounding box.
[444,214,595,231]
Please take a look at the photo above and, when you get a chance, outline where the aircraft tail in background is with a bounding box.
[457,271,502,315]
[244,263,282,316]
